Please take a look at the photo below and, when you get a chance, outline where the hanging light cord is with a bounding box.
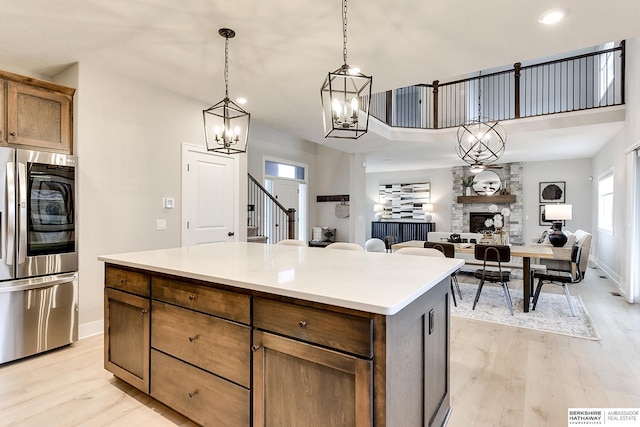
[224,35,230,98]
[342,0,348,65]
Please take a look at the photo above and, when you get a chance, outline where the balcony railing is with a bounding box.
[368,41,625,129]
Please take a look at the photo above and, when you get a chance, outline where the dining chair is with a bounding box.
[394,247,458,307]
[364,238,387,253]
[277,239,308,247]
[531,244,582,317]
[325,242,365,251]
[472,244,514,316]
[424,241,462,303]
[382,235,398,253]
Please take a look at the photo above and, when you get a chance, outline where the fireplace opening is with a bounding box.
[469,212,497,233]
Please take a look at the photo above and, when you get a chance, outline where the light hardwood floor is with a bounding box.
[0,265,638,426]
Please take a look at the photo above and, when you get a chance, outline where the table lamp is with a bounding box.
[422,203,434,222]
[373,204,384,221]
[545,204,572,247]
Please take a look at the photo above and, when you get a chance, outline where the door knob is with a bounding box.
[228,232,235,236]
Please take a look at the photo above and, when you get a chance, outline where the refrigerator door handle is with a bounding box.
[6,161,15,266]
[0,273,78,293]
[17,162,27,264]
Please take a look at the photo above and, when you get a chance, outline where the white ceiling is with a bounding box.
[1,0,637,172]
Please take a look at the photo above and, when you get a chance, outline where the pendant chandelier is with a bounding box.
[320,0,372,139]
[203,28,250,155]
[455,75,506,172]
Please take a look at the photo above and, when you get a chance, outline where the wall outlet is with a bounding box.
[156,219,167,230]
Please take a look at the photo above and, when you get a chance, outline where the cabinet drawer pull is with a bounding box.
[140,309,148,315]
[9,132,16,137]
[299,320,307,328]
[251,345,260,352]
[120,278,127,284]
[188,335,197,342]
[188,294,196,301]
[188,390,198,398]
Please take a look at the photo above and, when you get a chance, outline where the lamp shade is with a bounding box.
[545,204,572,221]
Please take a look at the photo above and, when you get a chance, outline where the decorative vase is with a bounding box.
[465,187,471,196]
[494,227,509,245]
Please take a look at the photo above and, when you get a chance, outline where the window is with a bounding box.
[598,171,614,232]
[265,160,305,180]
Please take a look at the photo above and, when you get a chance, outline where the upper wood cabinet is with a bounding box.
[0,69,75,154]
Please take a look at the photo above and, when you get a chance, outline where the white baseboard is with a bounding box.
[592,258,629,301]
[79,320,104,340]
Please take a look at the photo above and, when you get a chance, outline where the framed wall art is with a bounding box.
[539,181,566,203]
[378,182,431,220]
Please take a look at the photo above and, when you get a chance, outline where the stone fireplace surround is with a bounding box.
[451,163,524,245]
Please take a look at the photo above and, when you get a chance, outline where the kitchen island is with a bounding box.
[100,242,463,427]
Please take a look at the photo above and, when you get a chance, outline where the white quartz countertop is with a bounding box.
[99,242,464,315]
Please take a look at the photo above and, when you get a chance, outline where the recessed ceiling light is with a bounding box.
[538,8,569,25]
[236,97,247,104]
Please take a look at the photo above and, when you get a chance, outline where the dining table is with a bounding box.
[391,240,559,312]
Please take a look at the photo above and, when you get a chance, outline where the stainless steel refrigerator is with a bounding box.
[0,148,78,364]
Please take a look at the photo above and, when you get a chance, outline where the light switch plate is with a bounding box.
[163,197,175,209]
[156,219,167,230]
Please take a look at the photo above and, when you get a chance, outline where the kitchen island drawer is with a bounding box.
[253,297,372,357]
[151,349,249,427]
[152,276,250,324]
[151,301,250,388]
[105,265,150,297]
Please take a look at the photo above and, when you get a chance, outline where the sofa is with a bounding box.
[531,229,592,280]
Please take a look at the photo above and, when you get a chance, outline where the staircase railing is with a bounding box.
[248,173,296,244]
[367,41,625,129]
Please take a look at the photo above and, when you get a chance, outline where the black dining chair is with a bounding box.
[531,244,582,317]
[472,245,514,316]
[424,241,462,307]
[383,235,398,253]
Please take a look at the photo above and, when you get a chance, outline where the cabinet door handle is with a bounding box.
[188,294,196,301]
[188,390,198,398]
[251,345,260,352]
[141,309,148,315]
[188,335,197,342]
[9,132,16,137]
[299,320,307,328]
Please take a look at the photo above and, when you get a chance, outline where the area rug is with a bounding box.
[451,282,601,340]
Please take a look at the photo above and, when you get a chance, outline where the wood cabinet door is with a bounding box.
[104,288,150,393]
[6,82,72,153]
[253,331,372,427]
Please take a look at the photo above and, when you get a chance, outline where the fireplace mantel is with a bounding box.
[457,195,516,204]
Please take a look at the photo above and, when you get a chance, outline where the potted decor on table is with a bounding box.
[462,176,475,196]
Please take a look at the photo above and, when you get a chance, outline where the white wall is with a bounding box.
[591,37,640,300]
[315,145,351,242]
[365,167,454,236]
[68,60,214,336]
[521,158,593,242]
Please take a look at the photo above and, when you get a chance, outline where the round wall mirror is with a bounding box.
[473,170,502,195]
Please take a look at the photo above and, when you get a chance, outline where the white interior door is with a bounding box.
[182,145,235,246]
[272,179,299,216]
